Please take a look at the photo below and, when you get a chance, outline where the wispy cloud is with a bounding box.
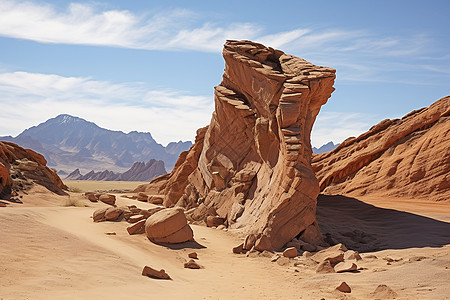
[0,71,213,145]
[311,111,380,147]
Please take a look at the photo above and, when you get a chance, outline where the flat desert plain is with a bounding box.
[1,185,449,299]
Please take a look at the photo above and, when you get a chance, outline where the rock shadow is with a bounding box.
[317,194,450,252]
[153,239,207,250]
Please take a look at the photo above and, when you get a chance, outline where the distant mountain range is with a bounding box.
[0,114,192,174]
[313,141,339,154]
[65,159,166,181]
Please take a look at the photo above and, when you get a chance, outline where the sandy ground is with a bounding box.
[1,189,449,299]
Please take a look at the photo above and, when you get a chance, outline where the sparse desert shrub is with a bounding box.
[63,196,86,207]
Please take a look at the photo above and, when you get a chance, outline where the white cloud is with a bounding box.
[0,71,213,145]
[311,111,380,147]
[0,0,434,62]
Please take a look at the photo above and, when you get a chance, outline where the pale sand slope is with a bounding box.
[0,192,449,299]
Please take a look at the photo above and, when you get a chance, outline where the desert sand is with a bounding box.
[1,188,449,300]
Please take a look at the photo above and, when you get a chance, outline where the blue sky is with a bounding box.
[0,0,449,146]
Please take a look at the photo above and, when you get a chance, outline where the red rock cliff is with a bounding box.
[312,96,450,202]
[137,40,335,250]
[0,141,67,199]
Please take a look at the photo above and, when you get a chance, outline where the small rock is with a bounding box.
[260,250,273,258]
[246,249,260,258]
[217,224,226,230]
[334,261,357,273]
[336,281,351,293]
[277,257,290,266]
[105,232,116,235]
[136,192,148,202]
[371,284,398,299]
[243,234,256,250]
[184,259,201,269]
[303,251,313,258]
[344,250,362,261]
[127,219,146,235]
[142,265,171,279]
[271,254,280,262]
[206,215,225,227]
[316,260,335,274]
[232,243,244,254]
[128,214,146,223]
[99,194,116,206]
[283,247,298,258]
[86,193,98,202]
[188,252,198,259]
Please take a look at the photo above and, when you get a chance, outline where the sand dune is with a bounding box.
[1,191,449,299]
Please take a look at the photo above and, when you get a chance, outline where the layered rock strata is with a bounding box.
[313,96,450,201]
[0,141,67,199]
[137,40,335,250]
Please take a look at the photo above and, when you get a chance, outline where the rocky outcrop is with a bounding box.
[0,141,67,199]
[65,159,166,181]
[136,40,336,250]
[312,96,450,202]
[145,208,194,244]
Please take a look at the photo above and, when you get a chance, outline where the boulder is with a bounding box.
[145,208,193,244]
[127,219,146,235]
[148,195,164,205]
[283,247,298,258]
[334,261,357,273]
[206,215,225,227]
[142,265,171,280]
[311,243,347,265]
[99,194,116,206]
[93,208,108,222]
[133,40,336,250]
[336,282,351,293]
[104,207,123,221]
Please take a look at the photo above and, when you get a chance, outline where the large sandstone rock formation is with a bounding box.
[0,141,67,199]
[313,96,450,201]
[136,40,335,250]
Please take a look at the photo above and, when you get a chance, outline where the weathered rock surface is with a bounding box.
[313,96,450,202]
[0,141,67,200]
[145,208,194,244]
[135,40,335,250]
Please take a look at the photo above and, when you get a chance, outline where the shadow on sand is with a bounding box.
[153,239,207,250]
[317,194,450,252]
